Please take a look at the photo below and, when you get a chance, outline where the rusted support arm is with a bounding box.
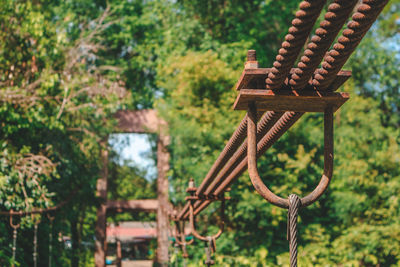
[301,106,334,207]
[173,220,193,258]
[186,179,226,243]
[247,103,334,208]
[188,199,225,242]
[106,199,158,211]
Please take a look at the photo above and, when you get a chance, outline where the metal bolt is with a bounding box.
[247,50,257,62]
[188,178,195,188]
[245,50,259,69]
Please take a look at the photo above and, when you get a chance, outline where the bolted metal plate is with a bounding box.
[235,68,351,91]
[233,89,349,112]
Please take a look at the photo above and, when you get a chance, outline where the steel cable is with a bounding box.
[204,111,283,196]
[177,0,388,222]
[289,0,358,89]
[288,194,301,267]
[313,0,389,89]
[196,115,248,196]
[266,0,327,90]
[178,111,283,219]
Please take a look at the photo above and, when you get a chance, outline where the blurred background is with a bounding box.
[0,0,399,266]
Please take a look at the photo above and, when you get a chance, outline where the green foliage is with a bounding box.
[107,157,157,222]
[0,0,132,265]
[156,50,243,203]
[177,0,301,65]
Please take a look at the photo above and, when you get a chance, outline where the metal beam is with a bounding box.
[106,199,158,211]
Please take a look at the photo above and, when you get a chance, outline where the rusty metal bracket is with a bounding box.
[10,211,20,267]
[172,219,193,258]
[9,211,20,230]
[186,179,226,243]
[184,178,227,265]
[247,102,334,209]
[188,200,225,242]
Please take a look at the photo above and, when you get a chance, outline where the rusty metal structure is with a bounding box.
[172,0,389,265]
[172,218,193,259]
[95,109,171,267]
[5,209,58,267]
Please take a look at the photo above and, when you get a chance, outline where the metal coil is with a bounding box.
[266,0,327,90]
[204,111,283,195]
[196,115,248,196]
[313,0,389,89]
[289,0,358,90]
[212,112,303,197]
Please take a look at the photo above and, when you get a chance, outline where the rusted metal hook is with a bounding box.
[188,201,225,242]
[173,219,193,258]
[10,210,20,267]
[186,179,226,243]
[9,210,20,230]
[247,103,334,209]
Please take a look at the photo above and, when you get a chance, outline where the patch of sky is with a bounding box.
[108,133,157,180]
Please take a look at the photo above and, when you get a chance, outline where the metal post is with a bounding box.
[95,146,108,267]
[156,136,170,266]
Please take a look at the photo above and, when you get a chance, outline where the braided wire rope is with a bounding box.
[289,0,358,89]
[313,0,390,89]
[204,236,215,266]
[287,194,301,267]
[266,0,327,90]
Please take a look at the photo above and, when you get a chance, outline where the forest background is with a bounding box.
[0,0,399,266]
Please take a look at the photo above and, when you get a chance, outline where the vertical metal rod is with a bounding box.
[324,107,334,179]
[180,223,189,258]
[116,239,122,267]
[204,241,213,266]
[33,223,38,267]
[49,223,53,267]
[12,227,17,267]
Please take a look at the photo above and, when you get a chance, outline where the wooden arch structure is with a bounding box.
[95,109,170,267]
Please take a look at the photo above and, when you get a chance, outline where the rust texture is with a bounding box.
[313,0,389,89]
[246,105,334,209]
[185,180,226,265]
[179,111,283,219]
[106,199,158,211]
[214,111,303,197]
[180,111,303,219]
[173,220,193,258]
[175,0,388,224]
[156,137,170,266]
[289,0,358,89]
[95,109,171,267]
[246,105,333,267]
[266,0,327,90]
[204,111,283,196]
[196,115,248,196]
[247,50,257,61]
